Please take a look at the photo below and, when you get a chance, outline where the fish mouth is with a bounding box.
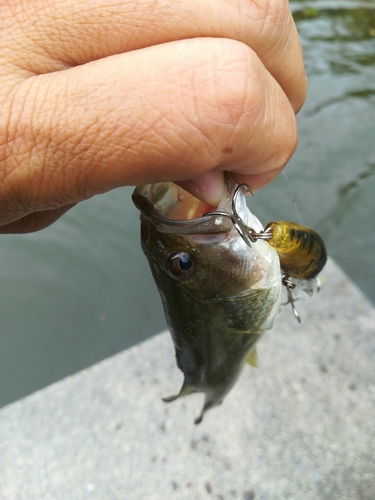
[132,175,238,235]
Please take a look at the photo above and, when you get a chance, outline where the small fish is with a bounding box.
[132,175,282,423]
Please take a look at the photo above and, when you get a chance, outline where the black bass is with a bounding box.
[132,175,282,424]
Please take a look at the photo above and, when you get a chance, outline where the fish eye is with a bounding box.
[168,251,195,279]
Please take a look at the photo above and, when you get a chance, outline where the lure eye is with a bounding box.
[168,251,195,279]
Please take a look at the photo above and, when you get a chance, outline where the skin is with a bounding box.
[0,0,306,233]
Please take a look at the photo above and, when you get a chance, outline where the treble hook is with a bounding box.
[231,185,257,246]
[205,183,272,247]
[231,184,273,246]
[282,275,301,323]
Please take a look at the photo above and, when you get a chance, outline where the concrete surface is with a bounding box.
[1,259,374,500]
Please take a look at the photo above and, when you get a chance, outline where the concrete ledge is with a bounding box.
[1,259,375,500]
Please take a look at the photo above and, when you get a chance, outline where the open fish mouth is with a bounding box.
[132,173,262,238]
[133,174,282,423]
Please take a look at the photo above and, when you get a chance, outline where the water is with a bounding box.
[0,0,374,408]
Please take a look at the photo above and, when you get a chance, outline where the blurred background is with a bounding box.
[0,0,374,408]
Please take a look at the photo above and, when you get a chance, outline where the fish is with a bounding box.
[132,174,282,424]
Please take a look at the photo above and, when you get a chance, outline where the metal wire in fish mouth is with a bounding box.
[205,184,272,247]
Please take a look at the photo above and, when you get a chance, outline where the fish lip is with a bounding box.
[132,191,234,235]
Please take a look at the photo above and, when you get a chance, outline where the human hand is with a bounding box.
[0,0,306,232]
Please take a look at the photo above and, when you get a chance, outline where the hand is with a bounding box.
[0,0,306,232]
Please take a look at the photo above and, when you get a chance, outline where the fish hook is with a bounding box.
[281,275,301,323]
[205,184,272,247]
[231,184,273,247]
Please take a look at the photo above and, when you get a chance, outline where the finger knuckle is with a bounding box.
[186,38,260,136]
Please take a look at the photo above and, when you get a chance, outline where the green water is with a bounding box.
[1,0,374,407]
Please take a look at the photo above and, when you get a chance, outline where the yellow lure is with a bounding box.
[264,221,327,281]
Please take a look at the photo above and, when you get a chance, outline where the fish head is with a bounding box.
[132,176,282,423]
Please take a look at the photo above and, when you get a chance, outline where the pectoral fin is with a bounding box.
[204,288,274,333]
[246,348,259,368]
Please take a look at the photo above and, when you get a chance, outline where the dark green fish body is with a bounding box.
[133,176,282,423]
